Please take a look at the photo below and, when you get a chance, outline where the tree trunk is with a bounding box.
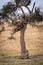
[20,26,29,59]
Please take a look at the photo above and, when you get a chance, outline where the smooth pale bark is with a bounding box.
[20,25,29,59]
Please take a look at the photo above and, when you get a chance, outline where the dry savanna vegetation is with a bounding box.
[0,0,43,65]
[0,21,43,65]
[0,21,43,56]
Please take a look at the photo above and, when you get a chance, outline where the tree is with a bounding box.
[0,0,43,59]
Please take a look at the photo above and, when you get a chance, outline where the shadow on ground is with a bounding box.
[0,55,43,65]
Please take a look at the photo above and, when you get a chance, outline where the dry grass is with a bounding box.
[0,55,43,65]
[0,22,43,56]
[0,22,43,65]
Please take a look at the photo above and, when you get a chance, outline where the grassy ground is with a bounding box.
[0,55,43,65]
[0,22,43,65]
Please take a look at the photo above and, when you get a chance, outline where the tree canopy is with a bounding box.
[0,0,43,34]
